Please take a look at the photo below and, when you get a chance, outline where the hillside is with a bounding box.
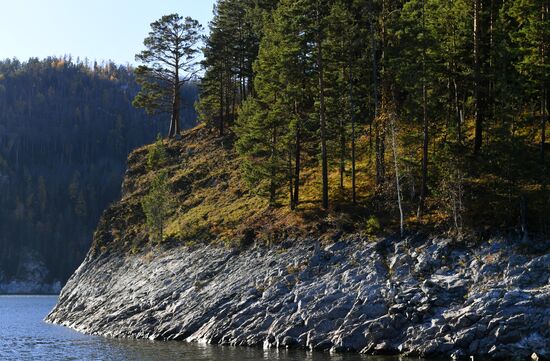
[91,123,403,255]
[46,121,550,360]
[89,123,550,259]
[0,57,198,291]
[93,124,294,254]
[43,0,550,358]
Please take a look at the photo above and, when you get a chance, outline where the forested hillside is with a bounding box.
[192,0,549,240]
[0,57,197,287]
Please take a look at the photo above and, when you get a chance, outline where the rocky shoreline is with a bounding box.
[46,235,549,360]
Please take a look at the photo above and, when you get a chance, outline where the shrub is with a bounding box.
[366,216,381,235]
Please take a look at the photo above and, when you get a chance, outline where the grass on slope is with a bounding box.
[92,119,550,255]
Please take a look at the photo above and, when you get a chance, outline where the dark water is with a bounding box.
[0,296,421,361]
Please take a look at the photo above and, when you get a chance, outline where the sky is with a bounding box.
[0,0,216,65]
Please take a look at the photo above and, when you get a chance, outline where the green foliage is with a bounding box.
[366,216,381,236]
[235,98,287,203]
[234,0,330,207]
[141,171,173,244]
[146,135,167,171]
[508,0,550,85]
[198,0,279,135]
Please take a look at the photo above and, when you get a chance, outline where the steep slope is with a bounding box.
[89,124,355,257]
[47,126,550,360]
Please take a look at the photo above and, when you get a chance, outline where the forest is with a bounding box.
[191,0,549,239]
[0,57,197,284]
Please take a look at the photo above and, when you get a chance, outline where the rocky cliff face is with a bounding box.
[47,235,550,360]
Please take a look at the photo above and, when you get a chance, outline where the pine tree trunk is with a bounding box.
[232,77,237,121]
[225,70,231,130]
[419,87,428,216]
[488,0,495,124]
[167,99,175,138]
[289,148,294,210]
[219,73,224,136]
[270,127,277,206]
[339,65,346,191]
[339,114,345,190]
[349,58,357,204]
[473,0,483,155]
[541,3,547,162]
[173,83,180,135]
[317,4,329,210]
[169,106,178,138]
[418,0,428,217]
[375,127,381,184]
[168,118,175,139]
[170,57,180,138]
[380,132,386,180]
[293,118,301,208]
[372,1,384,186]
[453,78,463,142]
[542,87,547,162]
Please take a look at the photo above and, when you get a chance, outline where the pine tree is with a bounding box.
[207,0,550,235]
[133,14,203,138]
[235,3,297,205]
[142,171,172,243]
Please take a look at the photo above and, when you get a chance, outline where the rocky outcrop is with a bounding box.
[47,236,550,360]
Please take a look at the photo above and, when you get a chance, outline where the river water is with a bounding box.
[0,296,427,361]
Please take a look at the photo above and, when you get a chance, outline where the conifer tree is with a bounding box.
[142,170,172,244]
[133,14,203,138]
[210,0,550,234]
[235,2,299,206]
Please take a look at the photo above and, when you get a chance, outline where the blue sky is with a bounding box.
[0,0,216,65]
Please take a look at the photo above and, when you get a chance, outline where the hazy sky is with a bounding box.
[0,0,216,65]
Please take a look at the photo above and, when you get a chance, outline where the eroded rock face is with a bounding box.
[47,236,550,360]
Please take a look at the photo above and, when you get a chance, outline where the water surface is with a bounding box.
[0,295,424,361]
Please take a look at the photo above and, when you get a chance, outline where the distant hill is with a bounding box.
[0,57,197,291]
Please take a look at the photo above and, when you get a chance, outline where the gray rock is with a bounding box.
[46,237,550,359]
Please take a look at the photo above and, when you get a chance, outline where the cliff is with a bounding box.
[47,126,550,360]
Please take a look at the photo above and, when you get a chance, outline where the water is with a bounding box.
[0,296,419,361]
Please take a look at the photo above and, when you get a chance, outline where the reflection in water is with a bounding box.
[102,339,406,361]
[0,296,426,361]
